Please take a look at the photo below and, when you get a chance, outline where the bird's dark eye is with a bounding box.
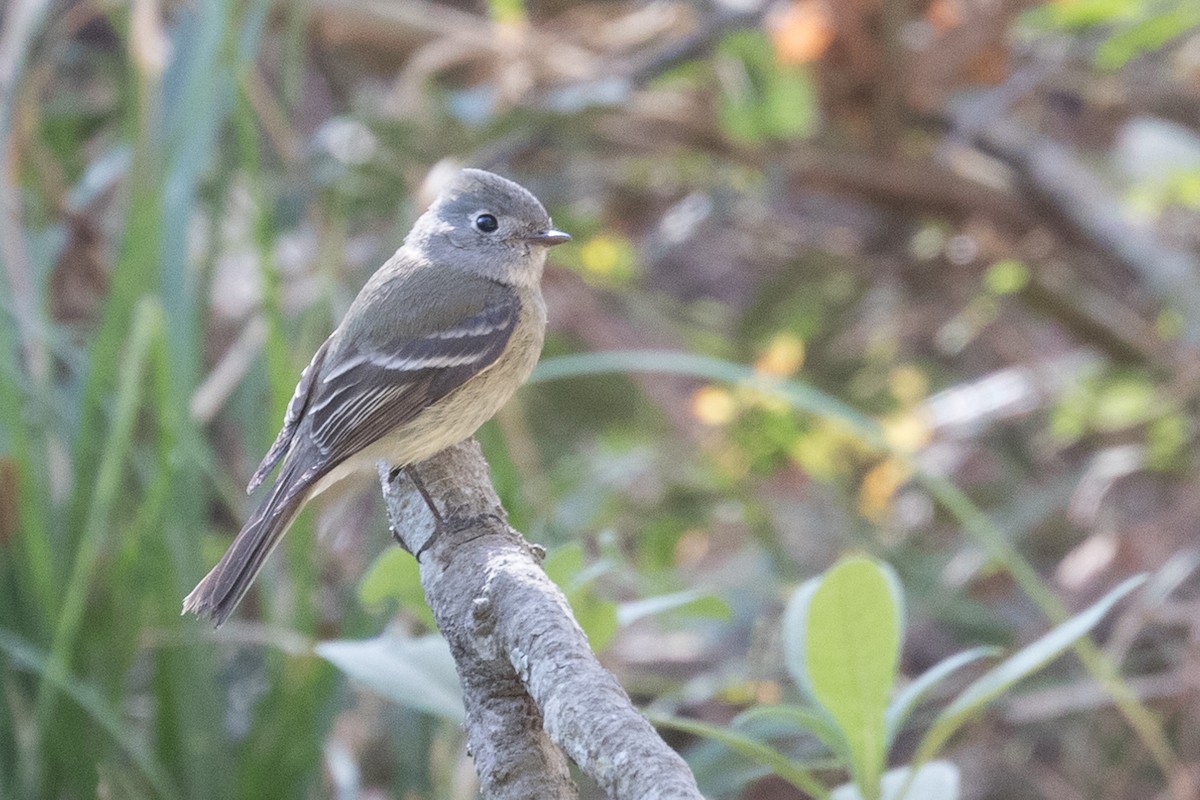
[474,213,499,233]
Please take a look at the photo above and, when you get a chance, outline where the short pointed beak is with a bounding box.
[528,229,571,247]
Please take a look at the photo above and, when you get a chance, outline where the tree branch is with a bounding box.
[378,440,703,800]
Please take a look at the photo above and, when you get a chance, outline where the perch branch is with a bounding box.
[378,440,703,800]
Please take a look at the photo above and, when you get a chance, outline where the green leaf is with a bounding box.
[1095,4,1200,70]
[733,704,849,759]
[804,557,904,800]
[831,761,960,800]
[316,632,464,722]
[1093,375,1156,431]
[916,575,1146,762]
[572,592,620,651]
[487,0,525,24]
[716,30,819,143]
[542,542,586,586]
[760,63,818,140]
[884,647,1000,747]
[782,576,822,697]
[358,548,435,628]
[649,713,831,798]
[1021,0,1141,30]
[983,260,1030,295]
[542,543,620,650]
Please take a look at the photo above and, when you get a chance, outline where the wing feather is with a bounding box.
[248,337,332,494]
[305,290,520,467]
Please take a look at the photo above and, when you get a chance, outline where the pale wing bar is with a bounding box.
[305,294,520,467]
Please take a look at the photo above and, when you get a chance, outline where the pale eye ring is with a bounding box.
[474,213,499,233]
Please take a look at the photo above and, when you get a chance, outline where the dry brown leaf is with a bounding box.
[49,214,107,328]
[966,45,1010,86]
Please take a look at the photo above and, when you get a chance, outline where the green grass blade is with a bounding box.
[912,473,1177,773]
[884,646,999,748]
[0,0,60,620]
[0,628,180,799]
[915,574,1146,762]
[35,297,162,722]
[0,320,55,620]
[649,712,832,798]
[733,704,848,759]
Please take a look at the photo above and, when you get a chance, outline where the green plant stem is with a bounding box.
[532,351,1178,781]
[33,298,162,726]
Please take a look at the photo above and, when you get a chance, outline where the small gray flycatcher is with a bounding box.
[183,168,569,626]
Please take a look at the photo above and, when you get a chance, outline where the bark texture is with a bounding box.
[379,440,703,800]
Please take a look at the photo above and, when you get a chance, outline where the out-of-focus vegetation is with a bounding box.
[655,557,1146,800]
[1,0,1198,798]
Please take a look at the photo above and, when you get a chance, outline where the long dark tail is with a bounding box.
[183,460,314,627]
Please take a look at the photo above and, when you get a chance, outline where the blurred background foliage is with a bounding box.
[1,0,1199,797]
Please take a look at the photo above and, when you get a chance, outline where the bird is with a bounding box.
[183,168,569,626]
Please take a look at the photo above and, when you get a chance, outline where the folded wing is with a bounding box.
[305,290,520,466]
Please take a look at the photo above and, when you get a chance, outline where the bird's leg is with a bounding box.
[405,466,447,560]
[405,466,444,525]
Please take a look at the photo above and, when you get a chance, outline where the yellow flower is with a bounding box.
[881,410,933,454]
[692,386,739,426]
[754,332,806,377]
[578,234,635,282]
[859,458,913,522]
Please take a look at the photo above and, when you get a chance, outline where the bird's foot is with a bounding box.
[414,511,507,560]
